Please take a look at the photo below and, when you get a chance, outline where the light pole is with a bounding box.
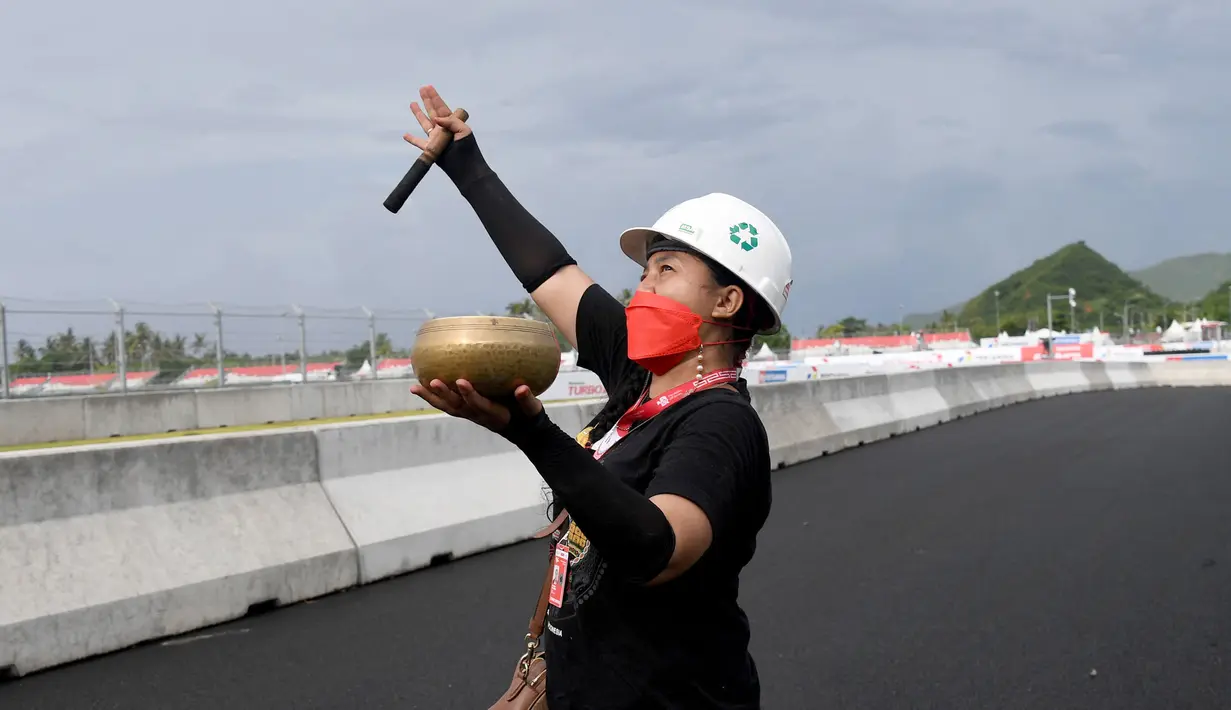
[0,299,8,399]
[994,290,1000,333]
[362,306,378,380]
[208,302,225,388]
[107,298,127,394]
[1224,285,1230,350]
[1121,294,1143,343]
[1046,288,1076,358]
[291,304,307,384]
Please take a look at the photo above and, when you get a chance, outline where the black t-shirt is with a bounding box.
[542,283,772,709]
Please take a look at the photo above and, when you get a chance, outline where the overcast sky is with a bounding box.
[3,0,1230,348]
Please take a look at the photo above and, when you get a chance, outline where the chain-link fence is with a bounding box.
[0,297,433,399]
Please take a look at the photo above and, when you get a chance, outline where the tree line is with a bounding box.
[19,295,1134,381]
[7,323,211,378]
[3,322,389,379]
[3,301,985,380]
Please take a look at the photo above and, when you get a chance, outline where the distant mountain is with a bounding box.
[1130,253,1231,303]
[1196,279,1231,322]
[956,241,1166,336]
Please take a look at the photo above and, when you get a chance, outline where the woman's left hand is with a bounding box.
[410,379,544,433]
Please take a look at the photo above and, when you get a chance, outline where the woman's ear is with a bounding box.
[710,285,745,321]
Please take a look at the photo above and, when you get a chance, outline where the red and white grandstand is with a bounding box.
[9,371,160,396]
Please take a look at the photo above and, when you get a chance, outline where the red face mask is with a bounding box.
[625,290,753,376]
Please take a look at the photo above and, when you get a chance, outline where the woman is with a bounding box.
[406,85,793,710]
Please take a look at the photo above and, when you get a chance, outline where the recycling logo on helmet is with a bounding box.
[616,192,793,335]
[729,222,759,252]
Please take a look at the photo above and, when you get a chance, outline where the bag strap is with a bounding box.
[523,418,596,639]
[527,509,569,638]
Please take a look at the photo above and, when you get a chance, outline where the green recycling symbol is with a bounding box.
[729,222,759,252]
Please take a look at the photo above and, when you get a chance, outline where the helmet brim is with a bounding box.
[617,227,783,335]
[618,227,658,267]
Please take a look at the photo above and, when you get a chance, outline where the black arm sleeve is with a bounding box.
[437,135,639,388]
[501,394,767,583]
[501,408,677,584]
[435,135,576,293]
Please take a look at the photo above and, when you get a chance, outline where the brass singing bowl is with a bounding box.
[411,316,562,398]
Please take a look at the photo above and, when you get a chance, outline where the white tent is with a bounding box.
[1161,319,1188,343]
[750,342,776,361]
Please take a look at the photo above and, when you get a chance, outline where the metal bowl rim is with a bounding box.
[416,316,557,337]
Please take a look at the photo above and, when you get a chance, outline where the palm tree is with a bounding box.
[505,298,542,320]
[504,298,572,352]
[168,334,188,359]
[80,336,98,374]
[124,322,157,368]
[374,332,394,357]
[14,339,36,362]
[101,332,118,367]
[191,333,208,359]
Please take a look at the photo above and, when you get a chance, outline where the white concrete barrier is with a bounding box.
[1024,360,1093,397]
[932,363,1035,417]
[0,431,359,676]
[2,360,1228,678]
[0,396,90,448]
[0,372,611,449]
[1148,361,1231,387]
[815,371,952,451]
[0,379,435,448]
[1099,362,1150,389]
[313,400,603,585]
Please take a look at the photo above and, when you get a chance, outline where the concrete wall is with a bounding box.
[0,430,358,675]
[0,379,435,448]
[0,370,613,449]
[2,360,1230,677]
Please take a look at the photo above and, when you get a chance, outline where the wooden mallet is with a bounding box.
[383,107,469,214]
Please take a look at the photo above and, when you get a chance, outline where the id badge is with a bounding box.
[548,542,569,608]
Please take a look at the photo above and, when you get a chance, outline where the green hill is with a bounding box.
[1195,279,1231,322]
[1130,253,1231,302]
[957,241,1166,337]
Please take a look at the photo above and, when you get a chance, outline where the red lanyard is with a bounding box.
[590,368,740,460]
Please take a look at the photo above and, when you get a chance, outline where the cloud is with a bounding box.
[2,0,1230,350]
[1040,120,1122,146]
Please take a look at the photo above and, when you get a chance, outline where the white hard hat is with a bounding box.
[619,192,793,334]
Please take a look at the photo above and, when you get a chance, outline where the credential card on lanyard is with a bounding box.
[548,541,569,608]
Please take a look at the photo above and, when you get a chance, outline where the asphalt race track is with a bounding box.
[3,387,1229,709]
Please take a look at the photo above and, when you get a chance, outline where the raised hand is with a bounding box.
[403,84,471,152]
[410,379,544,434]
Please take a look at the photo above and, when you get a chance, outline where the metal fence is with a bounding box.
[0,297,435,398]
